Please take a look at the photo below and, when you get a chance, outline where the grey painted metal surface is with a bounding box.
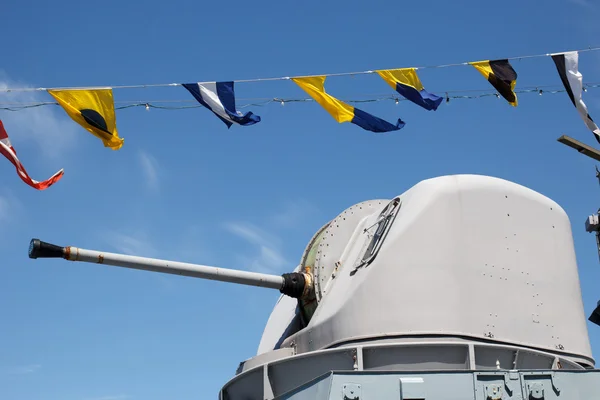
[223,339,590,399]
[269,175,591,365]
[257,263,305,354]
[271,369,600,400]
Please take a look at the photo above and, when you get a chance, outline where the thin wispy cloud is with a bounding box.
[84,395,130,400]
[97,228,201,290]
[0,190,23,224]
[102,230,156,257]
[255,245,288,271]
[568,0,593,7]
[223,221,289,274]
[138,150,159,191]
[224,221,278,247]
[169,224,215,264]
[0,71,78,160]
[95,225,217,291]
[3,364,41,374]
[223,200,319,273]
[0,195,10,222]
[269,199,318,229]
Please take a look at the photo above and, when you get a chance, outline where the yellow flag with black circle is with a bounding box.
[48,88,124,150]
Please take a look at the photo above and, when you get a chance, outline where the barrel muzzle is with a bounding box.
[28,239,65,259]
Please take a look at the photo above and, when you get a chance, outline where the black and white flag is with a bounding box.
[551,51,600,144]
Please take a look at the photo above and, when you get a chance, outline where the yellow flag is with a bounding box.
[48,88,124,150]
[291,76,355,123]
[377,68,425,92]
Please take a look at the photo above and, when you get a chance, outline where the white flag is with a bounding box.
[551,51,600,144]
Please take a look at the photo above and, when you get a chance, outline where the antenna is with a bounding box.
[557,134,600,326]
[583,165,600,263]
[558,135,600,162]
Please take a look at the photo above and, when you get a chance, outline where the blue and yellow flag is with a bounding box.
[291,76,404,133]
[48,88,124,150]
[376,68,443,111]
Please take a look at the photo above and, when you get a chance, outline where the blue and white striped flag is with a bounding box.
[182,81,261,128]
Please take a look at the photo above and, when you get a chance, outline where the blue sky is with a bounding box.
[2,0,600,398]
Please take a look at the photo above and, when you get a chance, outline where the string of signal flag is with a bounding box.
[0,47,599,191]
[0,82,598,112]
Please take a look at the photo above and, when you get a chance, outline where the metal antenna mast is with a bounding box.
[585,165,600,263]
[558,134,600,325]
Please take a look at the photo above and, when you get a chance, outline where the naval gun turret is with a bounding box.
[26,174,600,399]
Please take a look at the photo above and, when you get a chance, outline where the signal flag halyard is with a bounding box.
[551,51,600,144]
[470,59,518,107]
[376,68,443,111]
[0,120,64,190]
[182,81,261,128]
[48,88,124,150]
[292,76,405,133]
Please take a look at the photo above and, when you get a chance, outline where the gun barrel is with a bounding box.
[28,238,286,291]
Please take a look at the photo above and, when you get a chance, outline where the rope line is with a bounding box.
[1,83,596,112]
[0,46,598,93]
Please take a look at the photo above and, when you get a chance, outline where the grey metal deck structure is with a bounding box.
[276,369,600,399]
[221,339,600,399]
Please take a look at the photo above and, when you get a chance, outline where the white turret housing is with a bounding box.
[257,174,593,367]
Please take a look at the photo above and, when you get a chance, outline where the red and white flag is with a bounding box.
[0,119,64,190]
